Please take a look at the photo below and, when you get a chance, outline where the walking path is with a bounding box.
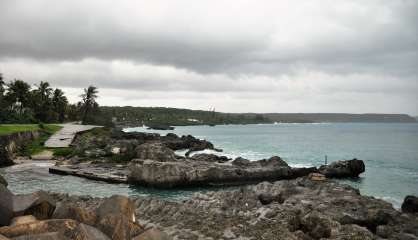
[44,123,102,148]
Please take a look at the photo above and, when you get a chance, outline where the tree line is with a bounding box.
[0,73,106,125]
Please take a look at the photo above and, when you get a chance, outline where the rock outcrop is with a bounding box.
[0,175,7,187]
[0,131,40,167]
[402,195,418,213]
[0,186,56,226]
[319,158,365,178]
[128,156,295,188]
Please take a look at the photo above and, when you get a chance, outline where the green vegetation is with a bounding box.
[20,124,63,156]
[0,124,41,135]
[52,148,74,157]
[100,106,272,126]
[0,72,111,126]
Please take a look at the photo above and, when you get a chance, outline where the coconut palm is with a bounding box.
[52,88,68,122]
[80,86,99,124]
[5,79,31,115]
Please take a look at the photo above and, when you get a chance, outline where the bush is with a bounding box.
[53,148,74,157]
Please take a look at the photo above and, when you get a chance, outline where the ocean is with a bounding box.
[2,123,417,208]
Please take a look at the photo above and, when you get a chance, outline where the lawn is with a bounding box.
[0,124,41,135]
[0,124,63,156]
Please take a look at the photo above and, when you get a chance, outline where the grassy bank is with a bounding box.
[0,124,63,156]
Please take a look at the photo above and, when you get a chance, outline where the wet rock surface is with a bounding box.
[0,174,7,187]
[402,195,418,213]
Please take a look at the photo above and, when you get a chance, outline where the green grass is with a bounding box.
[0,124,64,156]
[0,124,41,135]
[52,148,74,157]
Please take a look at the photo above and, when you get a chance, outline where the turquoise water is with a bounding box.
[2,123,418,208]
[125,123,418,207]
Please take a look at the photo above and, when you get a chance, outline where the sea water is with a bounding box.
[2,123,418,208]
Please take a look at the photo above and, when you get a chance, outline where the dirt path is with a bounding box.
[44,123,101,148]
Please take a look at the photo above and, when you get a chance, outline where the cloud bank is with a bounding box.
[0,0,417,114]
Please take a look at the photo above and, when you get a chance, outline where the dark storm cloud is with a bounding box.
[0,0,417,114]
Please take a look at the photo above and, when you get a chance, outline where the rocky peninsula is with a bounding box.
[48,128,365,188]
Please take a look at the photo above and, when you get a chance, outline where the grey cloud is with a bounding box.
[0,0,417,114]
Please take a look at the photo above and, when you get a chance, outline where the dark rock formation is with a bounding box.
[0,131,40,167]
[191,153,230,163]
[402,195,418,213]
[129,177,417,239]
[319,158,365,178]
[0,175,7,187]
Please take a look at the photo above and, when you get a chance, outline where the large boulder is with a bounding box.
[0,185,14,226]
[52,204,97,226]
[0,175,7,187]
[319,159,365,178]
[135,143,177,162]
[402,195,418,213]
[95,195,142,240]
[13,191,56,220]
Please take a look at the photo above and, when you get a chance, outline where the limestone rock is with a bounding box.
[308,173,326,181]
[135,143,177,162]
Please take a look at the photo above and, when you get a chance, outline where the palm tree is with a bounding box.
[80,86,99,124]
[33,81,53,122]
[5,79,31,115]
[52,88,68,122]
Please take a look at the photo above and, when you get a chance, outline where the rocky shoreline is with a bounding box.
[1,174,418,239]
[48,129,365,188]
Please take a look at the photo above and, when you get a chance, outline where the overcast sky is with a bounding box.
[0,0,417,114]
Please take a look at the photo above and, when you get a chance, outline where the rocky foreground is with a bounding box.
[1,175,418,240]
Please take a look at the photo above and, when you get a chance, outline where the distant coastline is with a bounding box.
[102,106,417,127]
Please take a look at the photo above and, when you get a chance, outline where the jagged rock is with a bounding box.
[52,203,97,225]
[232,156,289,168]
[191,153,230,163]
[10,216,38,226]
[95,195,135,221]
[132,228,170,240]
[0,175,7,187]
[300,211,333,239]
[402,195,418,213]
[319,159,365,178]
[135,143,177,162]
[0,185,14,226]
[13,191,56,220]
